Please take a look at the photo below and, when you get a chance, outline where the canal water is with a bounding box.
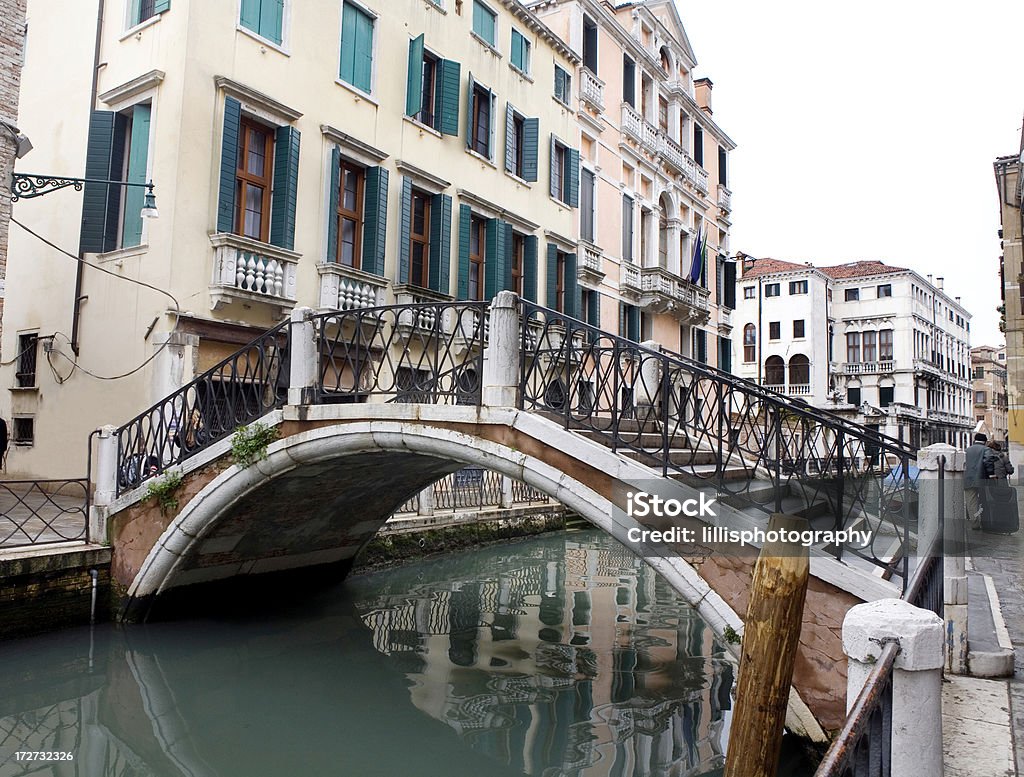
[0,530,816,776]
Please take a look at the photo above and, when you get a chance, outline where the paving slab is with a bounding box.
[943,675,1015,777]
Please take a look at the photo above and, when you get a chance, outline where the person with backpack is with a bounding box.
[988,439,1015,481]
[965,433,997,529]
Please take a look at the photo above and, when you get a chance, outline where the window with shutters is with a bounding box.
[789,280,808,295]
[793,319,805,338]
[409,189,432,288]
[470,82,494,158]
[508,110,525,177]
[622,194,634,262]
[693,123,703,166]
[511,29,530,74]
[554,252,566,313]
[764,283,780,297]
[510,233,524,296]
[622,55,635,107]
[580,168,595,242]
[743,286,755,299]
[693,329,707,364]
[236,116,275,242]
[406,37,460,136]
[769,321,780,341]
[619,303,639,341]
[128,0,168,28]
[335,160,365,268]
[553,65,572,105]
[658,96,668,132]
[468,216,486,300]
[582,16,597,74]
[472,0,496,47]
[339,1,375,94]
[239,0,285,46]
[719,146,728,187]
[550,136,579,206]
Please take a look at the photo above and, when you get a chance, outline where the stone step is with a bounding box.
[620,448,719,467]
[573,429,694,450]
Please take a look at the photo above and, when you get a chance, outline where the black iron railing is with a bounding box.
[313,301,488,405]
[433,467,504,511]
[518,300,916,581]
[114,320,290,496]
[0,479,89,547]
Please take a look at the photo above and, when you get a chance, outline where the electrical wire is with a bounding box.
[11,217,181,381]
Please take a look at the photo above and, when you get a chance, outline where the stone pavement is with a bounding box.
[949,491,1024,776]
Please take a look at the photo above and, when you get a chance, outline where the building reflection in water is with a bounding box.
[351,531,734,777]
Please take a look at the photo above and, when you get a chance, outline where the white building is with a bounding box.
[734,257,973,449]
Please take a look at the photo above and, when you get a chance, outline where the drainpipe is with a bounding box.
[71,0,106,354]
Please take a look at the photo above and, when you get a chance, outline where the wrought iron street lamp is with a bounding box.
[10,173,159,218]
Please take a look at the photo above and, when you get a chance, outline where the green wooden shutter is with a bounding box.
[522,235,538,302]
[457,204,472,299]
[465,73,476,149]
[504,104,514,173]
[398,177,412,284]
[362,166,388,276]
[154,0,170,13]
[270,125,300,250]
[121,103,151,248]
[546,243,558,310]
[406,34,424,117]
[340,3,357,85]
[566,148,580,208]
[564,253,579,318]
[548,135,558,198]
[484,218,507,300]
[341,3,373,92]
[259,0,283,44]
[429,193,452,294]
[326,147,341,261]
[437,59,461,136]
[217,97,241,234]
[588,290,601,328]
[240,0,260,32]
[503,222,514,290]
[80,111,120,254]
[628,306,640,341]
[522,117,538,182]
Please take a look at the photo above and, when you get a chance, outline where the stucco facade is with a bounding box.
[971,344,1008,443]
[735,257,973,449]
[528,0,736,365]
[3,0,586,478]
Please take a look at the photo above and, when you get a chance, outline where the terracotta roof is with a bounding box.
[818,260,908,279]
[740,258,809,279]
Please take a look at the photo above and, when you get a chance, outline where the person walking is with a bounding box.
[988,439,1015,482]
[965,433,997,528]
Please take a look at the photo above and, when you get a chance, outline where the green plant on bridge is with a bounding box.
[146,470,183,516]
[231,422,281,468]
[722,625,741,645]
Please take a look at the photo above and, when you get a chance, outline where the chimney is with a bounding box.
[936,277,944,290]
[694,77,713,116]
[956,296,961,303]
[927,274,933,284]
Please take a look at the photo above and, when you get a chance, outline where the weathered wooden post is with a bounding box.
[724,513,810,777]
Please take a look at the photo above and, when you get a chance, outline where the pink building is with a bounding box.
[529,0,736,366]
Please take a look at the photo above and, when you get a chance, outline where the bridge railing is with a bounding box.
[114,320,290,497]
[517,300,917,582]
[312,301,489,405]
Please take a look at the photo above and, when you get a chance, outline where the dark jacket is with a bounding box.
[965,442,997,487]
[993,452,1015,481]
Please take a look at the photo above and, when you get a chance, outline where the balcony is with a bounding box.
[693,165,709,195]
[619,261,641,301]
[718,185,732,213]
[717,306,732,332]
[914,358,943,379]
[621,104,644,144]
[579,68,604,112]
[638,266,710,324]
[318,263,387,312]
[577,240,605,285]
[842,361,895,375]
[209,233,299,316]
[762,382,812,398]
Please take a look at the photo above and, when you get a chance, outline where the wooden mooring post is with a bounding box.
[724,514,810,777]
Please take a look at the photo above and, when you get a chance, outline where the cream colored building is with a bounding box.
[971,345,1008,443]
[527,0,737,366]
[3,0,585,478]
[995,134,1024,473]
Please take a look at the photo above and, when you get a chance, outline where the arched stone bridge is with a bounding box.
[91,293,920,736]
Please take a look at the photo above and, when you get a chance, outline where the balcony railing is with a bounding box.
[621,104,644,143]
[318,263,387,312]
[638,266,710,323]
[842,361,895,375]
[761,383,812,397]
[579,68,604,111]
[620,261,641,298]
[577,241,605,283]
[209,233,299,314]
[693,165,709,195]
[718,184,732,212]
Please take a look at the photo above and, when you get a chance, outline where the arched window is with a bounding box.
[659,47,671,75]
[743,324,756,363]
[789,354,810,386]
[765,355,785,386]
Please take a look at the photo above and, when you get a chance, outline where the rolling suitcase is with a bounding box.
[981,483,1020,534]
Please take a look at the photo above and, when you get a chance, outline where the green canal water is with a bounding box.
[0,530,817,776]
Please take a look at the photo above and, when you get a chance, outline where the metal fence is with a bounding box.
[0,479,89,547]
[392,468,553,515]
[114,320,289,496]
[518,300,917,583]
[313,301,488,405]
